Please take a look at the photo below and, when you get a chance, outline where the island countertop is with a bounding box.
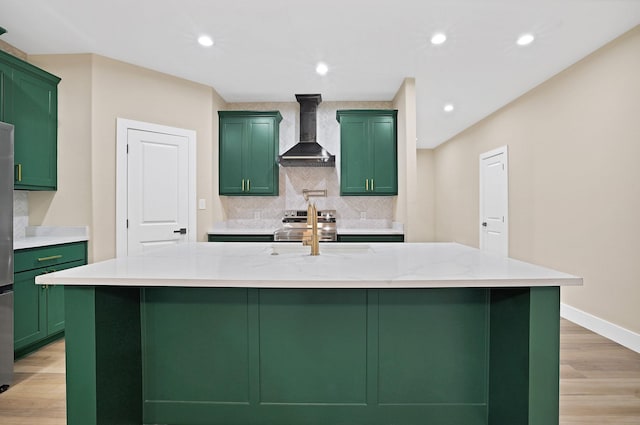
[36,242,582,288]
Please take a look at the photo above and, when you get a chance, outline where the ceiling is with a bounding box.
[1,0,639,148]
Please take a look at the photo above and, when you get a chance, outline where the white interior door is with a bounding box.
[127,129,190,255]
[480,146,508,257]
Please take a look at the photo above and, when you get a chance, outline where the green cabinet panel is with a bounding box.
[208,234,274,242]
[0,60,12,121]
[337,110,397,196]
[377,289,488,404]
[142,288,251,403]
[337,234,404,243]
[258,289,368,404]
[13,242,87,357]
[219,111,281,196]
[0,50,60,190]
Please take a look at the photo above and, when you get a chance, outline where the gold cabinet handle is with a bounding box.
[365,179,369,191]
[242,179,245,192]
[37,255,62,262]
[247,179,250,192]
[16,163,22,182]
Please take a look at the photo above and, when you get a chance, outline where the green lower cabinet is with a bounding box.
[208,234,274,242]
[64,285,561,425]
[14,243,87,357]
[337,234,404,243]
[13,269,47,351]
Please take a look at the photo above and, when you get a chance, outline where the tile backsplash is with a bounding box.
[13,191,28,239]
[220,100,396,229]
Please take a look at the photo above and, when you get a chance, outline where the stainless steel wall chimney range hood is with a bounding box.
[278,94,335,167]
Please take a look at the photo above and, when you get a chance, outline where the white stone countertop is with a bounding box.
[36,242,582,289]
[14,226,89,250]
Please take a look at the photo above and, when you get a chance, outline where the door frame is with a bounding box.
[479,145,509,255]
[116,118,197,258]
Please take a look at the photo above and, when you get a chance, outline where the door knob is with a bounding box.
[173,228,187,234]
[482,222,487,227]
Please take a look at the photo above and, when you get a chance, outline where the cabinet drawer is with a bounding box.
[14,242,87,273]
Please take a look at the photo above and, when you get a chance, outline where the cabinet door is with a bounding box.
[370,116,397,195]
[14,269,47,351]
[0,61,12,122]
[245,118,277,195]
[219,118,245,195]
[11,68,57,190]
[340,117,370,195]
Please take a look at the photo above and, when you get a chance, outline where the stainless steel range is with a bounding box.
[274,209,337,242]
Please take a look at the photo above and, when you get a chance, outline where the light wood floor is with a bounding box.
[0,319,638,424]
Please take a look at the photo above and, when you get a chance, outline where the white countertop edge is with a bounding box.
[36,276,583,289]
[15,226,89,250]
[34,242,583,289]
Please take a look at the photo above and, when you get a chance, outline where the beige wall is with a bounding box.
[28,55,94,256]
[28,54,225,262]
[393,78,419,240]
[415,149,435,241]
[433,26,640,333]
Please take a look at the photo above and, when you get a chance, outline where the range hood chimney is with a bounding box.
[278,94,335,167]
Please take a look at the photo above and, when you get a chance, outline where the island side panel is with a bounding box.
[528,286,560,425]
[488,287,560,425]
[65,286,143,425]
[488,288,531,424]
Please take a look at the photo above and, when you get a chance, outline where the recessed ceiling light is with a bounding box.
[198,35,214,47]
[443,103,454,113]
[431,32,447,45]
[516,33,535,46]
[316,62,329,76]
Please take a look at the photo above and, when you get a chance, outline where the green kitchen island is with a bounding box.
[37,242,581,425]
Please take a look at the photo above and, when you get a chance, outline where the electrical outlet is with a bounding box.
[254,211,261,220]
[198,199,206,210]
[360,211,367,220]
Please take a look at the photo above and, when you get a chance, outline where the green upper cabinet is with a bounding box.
[0,50,60,190]
[219,111,281,196]
[0,60,12,122]
[336,110,398,196]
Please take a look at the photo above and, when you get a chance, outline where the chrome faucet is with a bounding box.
[302,202,320,255]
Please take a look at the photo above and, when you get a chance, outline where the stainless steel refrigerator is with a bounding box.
[0,121,14,393]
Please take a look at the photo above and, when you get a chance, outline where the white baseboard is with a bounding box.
[561,303,640,353]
